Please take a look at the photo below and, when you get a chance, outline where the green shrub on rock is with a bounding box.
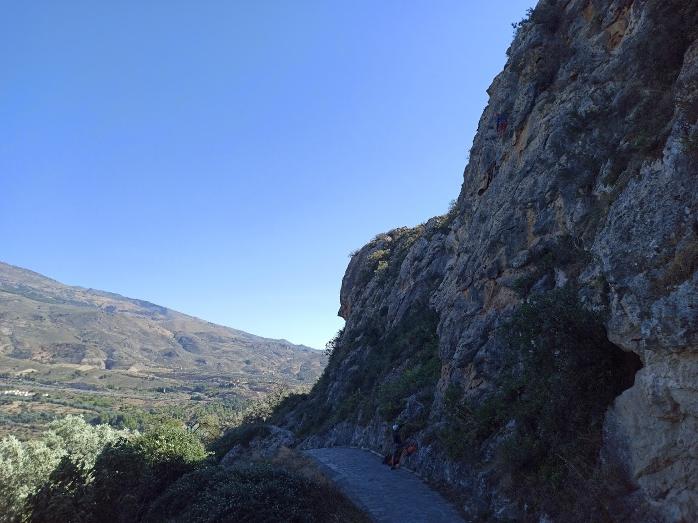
[210,423,271,460]
[501,288,639,512]
[441,287,642,518]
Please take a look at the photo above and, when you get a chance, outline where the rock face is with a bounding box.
[281,1,698,521]
[220,425,296,467]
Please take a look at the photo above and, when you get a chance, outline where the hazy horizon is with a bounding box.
[3,1,535,348]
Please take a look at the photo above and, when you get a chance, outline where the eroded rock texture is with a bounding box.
[281,1,698,521]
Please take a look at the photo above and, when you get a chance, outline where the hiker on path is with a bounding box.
[391,423,403,470]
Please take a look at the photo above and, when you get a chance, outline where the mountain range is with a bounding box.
[0,261,323,386]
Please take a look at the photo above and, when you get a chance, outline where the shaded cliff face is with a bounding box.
[281,1,698,521]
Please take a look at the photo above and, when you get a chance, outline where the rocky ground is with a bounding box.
[305,447,464,523]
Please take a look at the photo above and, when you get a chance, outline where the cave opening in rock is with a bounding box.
[609,343,643,397]
[470,288,650,518]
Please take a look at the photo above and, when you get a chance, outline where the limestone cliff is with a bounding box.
[277,1,698,521]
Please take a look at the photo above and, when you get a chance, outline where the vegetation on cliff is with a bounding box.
[273,301,440,438]
[442,287,642,518]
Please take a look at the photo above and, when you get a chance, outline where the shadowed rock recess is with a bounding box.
[274,1,698,521]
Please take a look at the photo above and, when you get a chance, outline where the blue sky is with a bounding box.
[2,1,534,349]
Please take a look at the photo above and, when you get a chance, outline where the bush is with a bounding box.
[0,435,59,521]
[510,235,589,297]
[478,287,640,517]
[440,287,643,518]
[376,356,440,420]
[344,305,440,424]
[241,386,296,425]
[529,0,561,33]
[511,7,533,37]
[511,0,560,37]
[439,382,510,460]
[628,0,698,87]
[90,422,208,522]
[353,228,424,288]
[293,303,441,435]
[27,457,94,523]
[143,462,370,523]
[269,392,309,424]
[324,328,344,358]
[209,423,271,460]
[133,422,208,467]
[0,415,125,523]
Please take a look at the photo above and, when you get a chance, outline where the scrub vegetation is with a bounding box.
[276,304,440,437]
[1,398,368,522]
[440,287,642,519]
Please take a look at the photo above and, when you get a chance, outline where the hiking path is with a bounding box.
[304,447,465,523]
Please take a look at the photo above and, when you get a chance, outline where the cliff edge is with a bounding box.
[275,1,698,521]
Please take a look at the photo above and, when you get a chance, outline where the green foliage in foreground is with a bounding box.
[0,417,208,523]
[86,423,210,523]
[441,287,641,519]
[143,463,368,523]
[2,387,365,523]
[0,415,126,522]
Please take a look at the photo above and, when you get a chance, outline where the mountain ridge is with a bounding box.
[0,260,322,383]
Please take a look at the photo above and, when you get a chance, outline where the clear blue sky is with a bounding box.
[2,1,534,349]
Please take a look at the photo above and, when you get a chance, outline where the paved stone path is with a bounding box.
[304,447,464,523]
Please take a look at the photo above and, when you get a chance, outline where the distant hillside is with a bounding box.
[0,261,323,385]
